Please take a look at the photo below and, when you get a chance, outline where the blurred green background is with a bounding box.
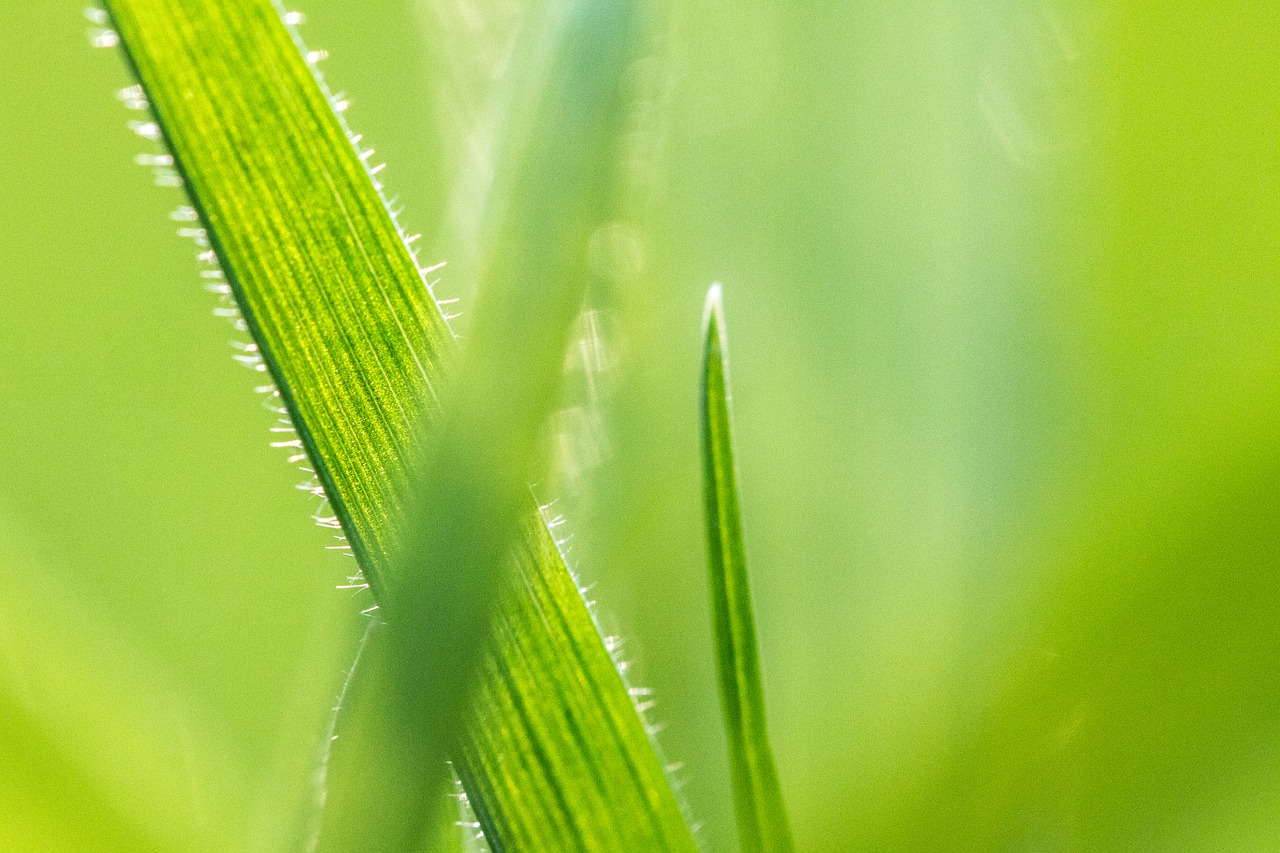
[2,1,1279,851]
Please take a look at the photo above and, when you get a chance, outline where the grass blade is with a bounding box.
[318,2,682,848]
[100,0,697,849]
[700,284,795,853]
[0,514,246,853]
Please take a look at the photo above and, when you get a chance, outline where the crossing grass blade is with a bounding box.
[100,0,698,850]
[700,284,795,853]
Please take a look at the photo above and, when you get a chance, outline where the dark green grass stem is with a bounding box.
[701,284,795,853]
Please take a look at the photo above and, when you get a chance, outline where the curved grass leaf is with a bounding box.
[99,1,697,850]
[700,285,794,853]
[0,514,247,853]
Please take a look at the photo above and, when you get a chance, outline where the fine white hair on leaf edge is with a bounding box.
[269,0,461,340]
[533,488,701,841]
[88,1,442,589]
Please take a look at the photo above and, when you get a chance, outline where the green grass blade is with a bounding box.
[316,3,682,848]
[700,285,795,853]
[0,514,246,853]
[100,0,697,850]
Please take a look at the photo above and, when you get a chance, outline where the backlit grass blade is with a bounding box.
[99,1,697,851]
[700,284,795,853]
[314,2,688,849]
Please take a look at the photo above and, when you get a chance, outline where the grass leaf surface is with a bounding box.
[701,285,794,853]
[100,1,697,850]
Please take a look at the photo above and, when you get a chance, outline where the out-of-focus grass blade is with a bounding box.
[701,285,795,853]
[0,514,246,853]
[101,1,697,850]
[319,3,688,849]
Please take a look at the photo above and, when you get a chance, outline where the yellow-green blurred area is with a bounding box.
[2,1,1278,851]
